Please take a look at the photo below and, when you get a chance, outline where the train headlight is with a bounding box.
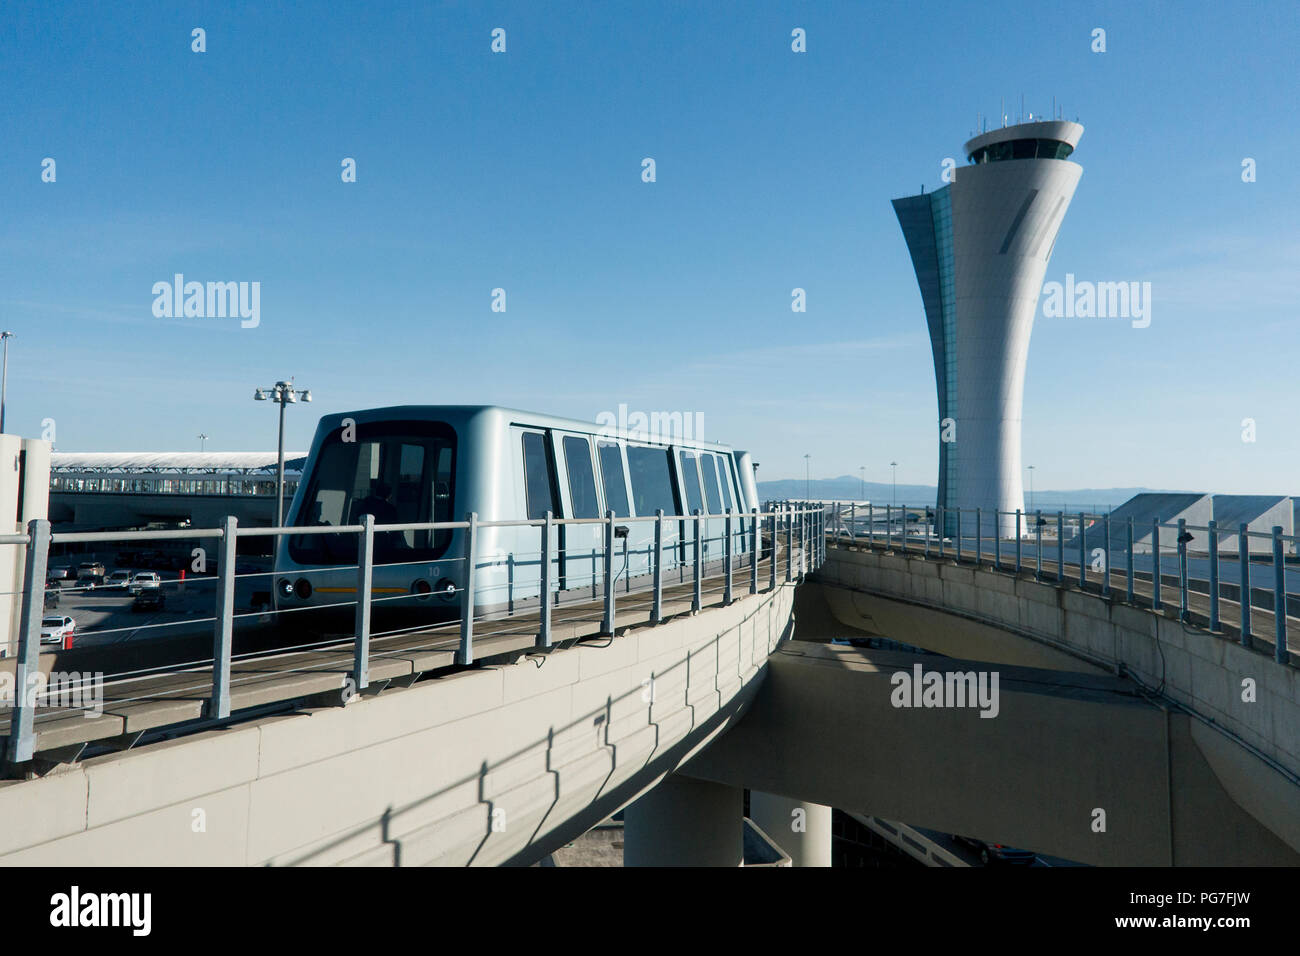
[435,579,457,601]
[277,578,294,599]
[411,579,433,601]
[294,578,313,599]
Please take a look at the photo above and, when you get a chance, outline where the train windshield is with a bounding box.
[289,420,456,565]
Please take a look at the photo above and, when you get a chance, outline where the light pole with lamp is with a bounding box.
[198,433,209,453]
[0,331,13,434]
[803,454,811,501]
[255,381,312,528]
[890,461,898,507]
[1027,464,1035,512]
[859,465,866,501]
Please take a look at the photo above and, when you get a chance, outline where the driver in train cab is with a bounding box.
[355,479,399,525]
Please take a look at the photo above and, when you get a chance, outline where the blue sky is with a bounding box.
[2,0,1297,493]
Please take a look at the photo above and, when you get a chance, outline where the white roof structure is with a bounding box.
[50,452,309,474]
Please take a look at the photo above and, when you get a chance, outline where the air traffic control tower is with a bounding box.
[893,119,1083,537]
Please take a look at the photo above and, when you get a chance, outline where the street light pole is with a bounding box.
[255,380,312,529]
[198,433,209,452]
[890,461,898,507]
[0,331,13,434]
[803,454,811,501]
[859,465,866,501]
[1027,464,1035,511]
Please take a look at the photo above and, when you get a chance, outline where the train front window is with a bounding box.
[290,420,455,565]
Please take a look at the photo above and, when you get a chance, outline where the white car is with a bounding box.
[128,572,162,594]
[40,615,76,648]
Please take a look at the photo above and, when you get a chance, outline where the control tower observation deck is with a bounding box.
[892,120,1084,537]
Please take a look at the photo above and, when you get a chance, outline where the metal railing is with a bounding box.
[827,502,1298,669]
[3,503,827,766]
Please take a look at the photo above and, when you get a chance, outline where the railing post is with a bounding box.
[538,511,554,646]
[1078,512,1087,588]
[6,518,50,765]
[1273,526,1287,663]
[1015,510,1022,574]
[1239,523,1251,644]
[1126,517,1135,603]
[210,515,238,719]
[724,510,734,605]
[459,512,477,665]
[850,502,856,538]
[750,508,759,594]
[924,512,931,559]
[886,504,892,551]
[1055,512,1066,587]
[1178,517,1189,622]
[1035,510,1043,582]
[956,508,963,563]
[1151,517,1162,611]
[1101,513,1111,597]
[1208,519,1219,632]
[693,510,703,611]
[937,506,945,558]
[602,510,616,634]
[769,512,778,591]
[353,513,374,692]
[977,507,985,568]
[869,503,875,547]
[785,507,793,583]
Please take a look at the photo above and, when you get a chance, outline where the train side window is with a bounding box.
[716,455,735,512]
[563,436,600,519]
[597,441,630,517]
[627,446,678,517]
[678,452,704,515]
[699,453,723,514]
[523,432,558,520]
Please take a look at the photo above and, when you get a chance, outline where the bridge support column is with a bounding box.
[749,792,832,867]
[623,774,742,866]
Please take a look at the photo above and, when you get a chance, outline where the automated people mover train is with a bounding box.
[272,405,760,630]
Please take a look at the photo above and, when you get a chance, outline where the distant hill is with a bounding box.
[755,476,1180,512]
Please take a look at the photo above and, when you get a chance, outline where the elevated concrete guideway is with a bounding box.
[0,577,799,865]
[681,642,1300,866]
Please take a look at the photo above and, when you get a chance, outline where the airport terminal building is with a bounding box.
[894,119,1084,536]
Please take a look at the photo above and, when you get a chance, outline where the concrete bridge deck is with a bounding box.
[3,554,790,764]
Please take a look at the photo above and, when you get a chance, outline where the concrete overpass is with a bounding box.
[4,506,1299,866]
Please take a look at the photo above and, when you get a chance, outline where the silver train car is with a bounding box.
[272,405,760,629]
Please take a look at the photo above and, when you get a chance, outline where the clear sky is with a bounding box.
[2,0,1297,493]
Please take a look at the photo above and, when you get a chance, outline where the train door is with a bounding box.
[595,439,647,584]
[696,451,727,570]
[712,451,746,557]
[519,427,563,595]
[554,431,604,596]
[625,444,682,581]
[677,450,708,574]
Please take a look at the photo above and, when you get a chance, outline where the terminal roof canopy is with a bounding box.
[50,452,309,474]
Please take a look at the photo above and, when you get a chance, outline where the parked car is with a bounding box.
[104,569,133,591]
[44,588,60,610]
[47,566,71,583]
[952,835,1036,866]
[132,589,166,612]
[76,562,106,587]
[128,572,162,594]
[39,615,76,649]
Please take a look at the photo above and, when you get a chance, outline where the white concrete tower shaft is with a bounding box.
[894,120,1083,537]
